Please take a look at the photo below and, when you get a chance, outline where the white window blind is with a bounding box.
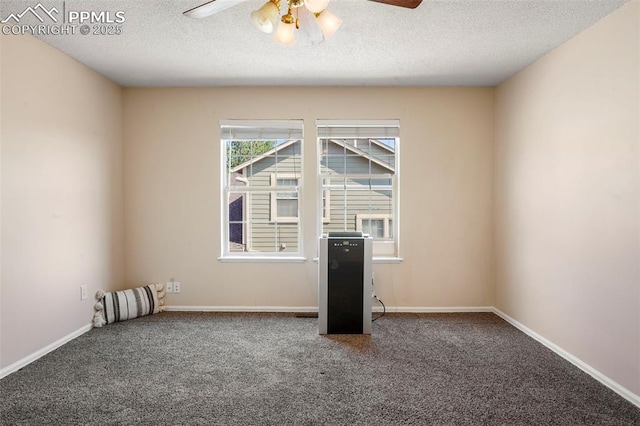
[316,120,400,139]
[221,120,303,140]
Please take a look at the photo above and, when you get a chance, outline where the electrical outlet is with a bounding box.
[80,285,88,300]
[173,282,181,294]
[166,281,174,293]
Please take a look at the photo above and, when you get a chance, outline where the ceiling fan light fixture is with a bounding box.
[251,0,281,34]
[274,13,297,45]
[304,0,330,14]
[315,9,342,40]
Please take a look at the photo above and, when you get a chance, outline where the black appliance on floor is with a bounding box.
[318,232,372,334]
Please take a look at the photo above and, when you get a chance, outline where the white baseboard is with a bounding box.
[165,305,319,313]
[381,306,494,313]
[165,305,494,313]
[492,308,640,409]
[0,323,92,380]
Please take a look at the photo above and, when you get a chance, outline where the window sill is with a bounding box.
[218,256,307,263]
[373,257,404,264]
[312,257,403,264]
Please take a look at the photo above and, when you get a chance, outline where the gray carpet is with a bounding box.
[1,312,638,425]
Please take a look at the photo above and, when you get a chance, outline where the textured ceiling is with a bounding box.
[1,0,629,87]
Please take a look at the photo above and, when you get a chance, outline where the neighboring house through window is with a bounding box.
[318,120,400,258]
[221,120,303,258]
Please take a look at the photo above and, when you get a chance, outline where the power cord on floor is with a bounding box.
[372,278,386,322]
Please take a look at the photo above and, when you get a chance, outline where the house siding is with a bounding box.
[242,142,302,253]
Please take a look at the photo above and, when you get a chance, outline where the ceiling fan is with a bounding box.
[183,0,423,45]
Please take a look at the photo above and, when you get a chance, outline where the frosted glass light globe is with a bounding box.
[304,0,329,13]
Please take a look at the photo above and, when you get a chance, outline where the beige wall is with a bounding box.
[0,34,124,369]
[494,1,639,396]
[0,24,3,369]
[123,87,495,310]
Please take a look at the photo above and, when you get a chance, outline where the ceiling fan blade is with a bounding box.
[183,0,250,19]
[368,0,423,8]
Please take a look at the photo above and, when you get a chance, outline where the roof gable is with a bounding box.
[230,139,298,174]
[231,139,395,174]
[328,139,395,173]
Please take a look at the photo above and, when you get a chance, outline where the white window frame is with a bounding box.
[220,120,305,261]
[270,173,299,223]
[321,178,331,224]
[317,120,401,260]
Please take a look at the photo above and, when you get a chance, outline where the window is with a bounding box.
[357,214,393,239]
[270,174,299,222]
[318,120,400,258]
[221,120,303,258]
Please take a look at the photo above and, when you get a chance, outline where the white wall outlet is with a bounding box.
[173,282,181,294]
[166,281,174,293]
[80,285,88,300]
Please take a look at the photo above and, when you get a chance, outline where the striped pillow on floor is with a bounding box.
[93,284,165,327]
